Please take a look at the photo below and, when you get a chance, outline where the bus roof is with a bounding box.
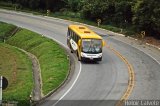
[68,25,102,39]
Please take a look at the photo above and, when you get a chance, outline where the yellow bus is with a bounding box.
[67,25,105,61]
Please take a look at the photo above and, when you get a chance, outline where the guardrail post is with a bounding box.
[140,31,146,44]
[97,19,101,27]
[47,10,50,16]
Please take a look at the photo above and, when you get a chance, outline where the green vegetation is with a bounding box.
[0,22,17,42]
[0,0,160,38]
[50,11,127,36]
[0,43,33,106]
[0,22,33,106]
[0,22,69,105]
[6,29,69,95]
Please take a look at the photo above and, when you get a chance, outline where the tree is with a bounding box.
[81,0,109,20]
[1,0,159,38]
[45,0,66,11]
[133,0,160,38]
[29,0,40,9]
[65,0,83,12]
[113,1,133,26]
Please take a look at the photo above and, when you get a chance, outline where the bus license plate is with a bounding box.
[90,57,93,60]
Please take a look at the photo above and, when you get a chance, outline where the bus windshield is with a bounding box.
[82,39,102,54]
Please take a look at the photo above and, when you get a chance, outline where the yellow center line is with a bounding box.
[105,43,135,106]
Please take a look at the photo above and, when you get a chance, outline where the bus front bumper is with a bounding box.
[81,52,102,61]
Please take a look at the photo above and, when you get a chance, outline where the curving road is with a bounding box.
[0,9,160,106]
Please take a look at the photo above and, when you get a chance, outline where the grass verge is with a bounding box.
[0,22,17,42]
[6,29,69,95]
[0,43,33,106]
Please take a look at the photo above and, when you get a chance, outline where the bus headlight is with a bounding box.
[81,53,85,57]
[98,54,102,58]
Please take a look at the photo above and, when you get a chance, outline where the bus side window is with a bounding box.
[72,32,74,39]
[67,29,70,37]
[76,35,78,43]
[67,29,69,36]
[71,31,73,39]
[73,32,76,41]
[73,33,78,43]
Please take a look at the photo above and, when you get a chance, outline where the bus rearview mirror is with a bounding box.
[102,40,106,47]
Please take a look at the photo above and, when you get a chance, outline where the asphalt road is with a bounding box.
[0,9,160,106]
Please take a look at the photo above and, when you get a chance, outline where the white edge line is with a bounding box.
[0,9,82,103]
[43,35,82,106]
[3,9,160,50]
[2,9,160,50]
[2,8,159,74]
[44,15,160,97]
[45,15,160,51]
[2,9,160,103]
[53,62,82,106]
